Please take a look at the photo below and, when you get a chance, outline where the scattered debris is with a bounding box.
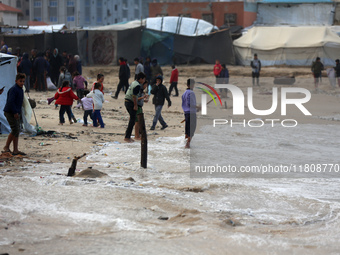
[181,187,205,193]
[223,218,242,227]
[158,216,169,221]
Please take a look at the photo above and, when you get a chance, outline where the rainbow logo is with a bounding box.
[196,82,223,106]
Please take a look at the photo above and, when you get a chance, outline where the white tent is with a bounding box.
[233,26,340,66]
[2,24,66,35]
[0,53,36,135]
[86,17,217,36]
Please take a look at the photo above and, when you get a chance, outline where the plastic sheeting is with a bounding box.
[87,17,216,36]
[146,17,216,36]
[2,24,66,35]
[140,29,174,65]
[140,28,235,65]
[256,3,334,26]
[233,26,340,66]
[86,20,145,31]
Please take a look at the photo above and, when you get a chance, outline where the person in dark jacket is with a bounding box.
[74,55,82,75]
[33,52,49,91]
[150,58,163,86]
[251,54,261,86]
[67,54,77,75]
[311,57,324,89]
[112,57,130,99]
[150,75,171,130]
[49,48,63,85]
[144,57,152,83]
[18,53,32,92]
[3,73,26,156]
[30,49,37,90]
[218,64,229,96]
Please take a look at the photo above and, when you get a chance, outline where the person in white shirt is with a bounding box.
[81,90,94,126]
[134,58,144,80]
[86,83,105,128]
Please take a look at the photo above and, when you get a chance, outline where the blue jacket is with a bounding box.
[4,84,24,114]
[19,53,32,76]
[33,56,49,74]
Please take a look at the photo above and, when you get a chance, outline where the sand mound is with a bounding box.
[74,168,107,178]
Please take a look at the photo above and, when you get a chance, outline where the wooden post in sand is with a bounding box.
[138,113,147,168]
[67,153,86,176]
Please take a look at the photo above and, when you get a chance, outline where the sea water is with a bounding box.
[0,124,340,254]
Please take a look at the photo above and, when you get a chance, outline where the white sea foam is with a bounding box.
[1,124,340,252]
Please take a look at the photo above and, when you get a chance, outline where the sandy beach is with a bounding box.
[1,64,340,254]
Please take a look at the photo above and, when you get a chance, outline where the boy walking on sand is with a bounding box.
[3,73,26,156]
[87,83,105,128]
[182,79,198,149]
[81,90,94,126]
[150,75,171,130]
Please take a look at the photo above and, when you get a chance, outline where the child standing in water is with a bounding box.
[87,83,105,128]
[54,81,79,125]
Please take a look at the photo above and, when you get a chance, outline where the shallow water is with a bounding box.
[1,124,340,254]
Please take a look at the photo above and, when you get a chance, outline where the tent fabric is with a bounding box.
[2,24,66,35]
[146,17,216,36]
[0,53,35,135]
[139,28,235,66]
[256,3,334,26]
[0,54,18,134]
[77,30,118,66]
[233,26,340,66]
[87,20,145,31]
[173,29,235,65]
[140,29,174,65]
[87,17,216,36]
[117,27,143,64]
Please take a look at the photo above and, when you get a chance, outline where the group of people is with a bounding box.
[1,40,82,93]
[310,57,340,89]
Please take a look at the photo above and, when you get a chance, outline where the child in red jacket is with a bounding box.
[55,81,79,125]
[213,59,222,83]
[169,65,179,97]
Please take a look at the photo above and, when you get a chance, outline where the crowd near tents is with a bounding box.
[1,17,235,66]
[2,10,340,67]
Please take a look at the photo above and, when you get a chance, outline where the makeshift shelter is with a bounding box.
[79,17,234,66]
[233,26,340,66]
[0,53,35,135]
[1,24,67,35]
[140,28,235,65]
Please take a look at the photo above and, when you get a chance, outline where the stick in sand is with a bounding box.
[67,153,87,177]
